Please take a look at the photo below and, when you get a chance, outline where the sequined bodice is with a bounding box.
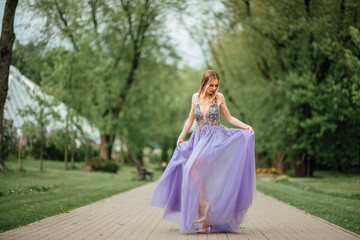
[194,94,220,126]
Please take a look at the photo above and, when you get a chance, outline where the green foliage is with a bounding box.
[274,175,290,183]
[86,156,119,173]
[18,92,60,162]
[43,129,91,161]
[20,121,42,159]
[148,152,161,163]
[101,161,120,173]
[206,0,360,171]
[1,119,18,159]
[15,0,194,162]
[86,156,106,171]
[11,40,49,85]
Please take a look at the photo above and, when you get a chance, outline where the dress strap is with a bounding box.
[195,92,218,104]
[194,92,199,104]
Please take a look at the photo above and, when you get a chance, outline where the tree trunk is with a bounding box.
[64,146,68,169]
[0,0,18,171]
[244,0,251,17]
[120,141,124,165]
[133,158,143,176]
[304,0,310,13]
[309,156,314,176]
[40,126,45,172]
[306,155,315,177]
[71,150,74,168]
[100,133,113,160]
[18,136,22,171]
[161,138,170,163]
[127,144,134,164]
[40,137,44,172]
[64,121,68,169]
[273,150,284,172]
[136,148,143,165]
[335,157,343,172]
[40,158,43,172]
[290,153,307,177]
[133,147,144,178]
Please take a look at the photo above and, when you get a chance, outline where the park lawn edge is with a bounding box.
[1,159,162,233]
[256,174,360,235]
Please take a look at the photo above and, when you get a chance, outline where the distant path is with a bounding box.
[1,181,359,240]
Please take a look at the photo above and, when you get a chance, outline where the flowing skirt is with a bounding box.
[151,124,256,233]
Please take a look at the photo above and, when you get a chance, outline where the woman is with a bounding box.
[151,70,256,233]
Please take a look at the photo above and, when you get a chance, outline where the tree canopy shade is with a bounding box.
[0,0,18,170]
[20,0,188,161]
[203,0,360,175]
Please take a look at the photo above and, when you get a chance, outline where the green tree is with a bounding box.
[18,92,60,171]
[196,0,360,175]
[22,0,187,161]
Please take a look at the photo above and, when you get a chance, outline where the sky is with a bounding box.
[0,0,210,69]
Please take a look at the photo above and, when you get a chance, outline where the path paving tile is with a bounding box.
[1,181,359,240]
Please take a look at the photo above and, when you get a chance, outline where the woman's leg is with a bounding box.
[190,154,210,224]
[195,188,210,223]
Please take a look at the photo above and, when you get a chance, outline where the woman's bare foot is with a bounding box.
[196,223,210,233]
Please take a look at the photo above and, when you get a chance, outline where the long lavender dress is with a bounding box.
[151,93,256,233]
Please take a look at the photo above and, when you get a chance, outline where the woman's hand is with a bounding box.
[247,126,254,133]
[177,138,184,147]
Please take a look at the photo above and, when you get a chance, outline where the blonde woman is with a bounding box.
[151,70,256,233]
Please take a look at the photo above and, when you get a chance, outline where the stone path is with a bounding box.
[1,181,359,240]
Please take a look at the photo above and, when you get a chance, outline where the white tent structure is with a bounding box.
[4,66,99,142]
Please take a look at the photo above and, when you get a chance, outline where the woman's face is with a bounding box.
[205,79,219,95]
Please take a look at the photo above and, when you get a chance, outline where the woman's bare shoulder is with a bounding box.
[191,92,198,103]
[216,92,226,106]
[216,92,225,99]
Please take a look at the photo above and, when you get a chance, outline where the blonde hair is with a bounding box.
[197,70,220,105]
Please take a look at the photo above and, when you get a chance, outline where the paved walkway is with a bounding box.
[1,181,359,240]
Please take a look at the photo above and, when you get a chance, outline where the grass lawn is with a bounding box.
[0,158,163,233]
[256,170,360,235]
[2,159,359,235]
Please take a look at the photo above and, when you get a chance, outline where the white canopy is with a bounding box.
[4,66,99,142]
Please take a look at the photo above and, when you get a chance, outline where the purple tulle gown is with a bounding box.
[151,93,256,233]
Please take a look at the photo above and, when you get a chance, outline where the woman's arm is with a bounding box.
[177,94,196,147]
[218,93,253,133]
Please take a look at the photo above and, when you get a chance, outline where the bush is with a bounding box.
[86,156,105,171]
[101,161,119,173]
[275,175,290,183]
[86,156,119,173]
[45,130,98,162]
[1,119,18,158]
[148,152,161,163]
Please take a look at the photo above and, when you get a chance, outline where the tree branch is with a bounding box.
[53,0,78,51]
[89,0,100,49]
